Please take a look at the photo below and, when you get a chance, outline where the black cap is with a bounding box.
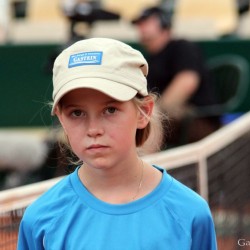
[131,6,172,28]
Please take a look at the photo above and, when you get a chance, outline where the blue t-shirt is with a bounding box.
[17,166,217,250]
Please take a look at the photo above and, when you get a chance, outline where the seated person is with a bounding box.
[132,6,221,148]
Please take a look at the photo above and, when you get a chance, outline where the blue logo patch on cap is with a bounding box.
[68,51,103,68]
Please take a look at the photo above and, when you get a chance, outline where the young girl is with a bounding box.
[17,38,217,249]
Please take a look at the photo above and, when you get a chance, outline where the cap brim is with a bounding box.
[52,78,137,115]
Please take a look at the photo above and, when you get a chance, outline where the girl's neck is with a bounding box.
[78,159,145,204]
[78,160,163,204]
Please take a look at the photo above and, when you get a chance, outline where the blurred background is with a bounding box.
[0,0,250,249]
[0,0,249,43]
[2,0,250,186]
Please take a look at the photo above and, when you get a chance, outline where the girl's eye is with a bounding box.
[72,110,84,117]
[105,107,117,115]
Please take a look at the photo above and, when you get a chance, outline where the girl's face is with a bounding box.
[55,88,150,170]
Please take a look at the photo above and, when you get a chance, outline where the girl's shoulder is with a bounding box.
[22,173,77,226]
[160,167,213,224]
[151,165,211,218]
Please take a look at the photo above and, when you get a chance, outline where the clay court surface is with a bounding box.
[0,212,20,250]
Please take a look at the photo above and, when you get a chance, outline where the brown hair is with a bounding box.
[133,93,167,155]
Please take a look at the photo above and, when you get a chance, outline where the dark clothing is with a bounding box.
[145,39,221,147]
[146,39,217,107]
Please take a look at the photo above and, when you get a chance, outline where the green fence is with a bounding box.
[0,44,58,127]
[198,39,250,113]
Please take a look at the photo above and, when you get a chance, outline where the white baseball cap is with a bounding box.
[52,38,148,115]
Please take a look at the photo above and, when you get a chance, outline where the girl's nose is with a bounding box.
[87,119,104,137]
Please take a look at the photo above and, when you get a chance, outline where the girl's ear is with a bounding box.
[54,106,68,135]
[137,96,154,129]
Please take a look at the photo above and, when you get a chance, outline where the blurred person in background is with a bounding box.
[60,0,120,42]
[132,6,221,149]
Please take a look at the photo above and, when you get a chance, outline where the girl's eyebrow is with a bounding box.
[61,100,120,109]
[105,100,120,105]
[61,104,81,109]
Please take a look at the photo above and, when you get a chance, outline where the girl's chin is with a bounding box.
[82,160,112,170]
